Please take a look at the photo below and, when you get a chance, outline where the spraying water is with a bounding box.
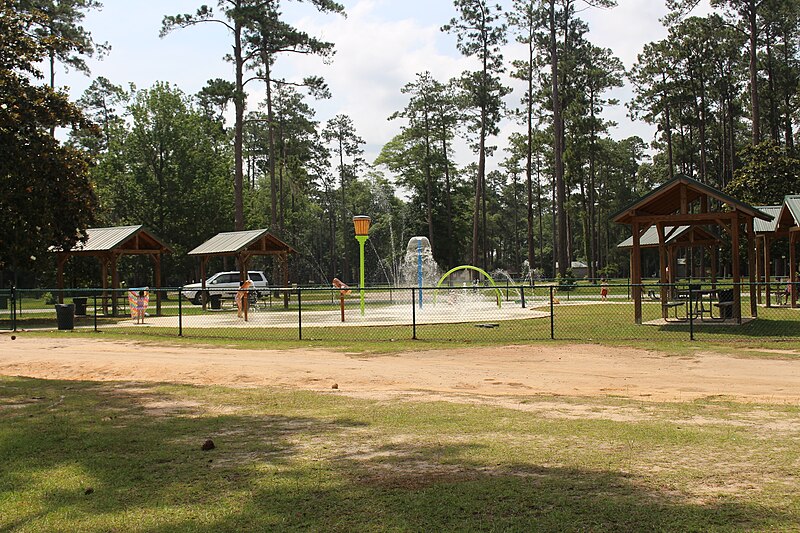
[399,237,440,308]
[491,268,521,301]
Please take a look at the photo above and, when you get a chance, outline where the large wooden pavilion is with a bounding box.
[54,225,172,316]
[754,196,800,308]
[187,229,298,308]
[613,175,772,324]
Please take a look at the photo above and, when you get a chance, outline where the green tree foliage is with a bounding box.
[91,82,233,282]
[243,1,341,232]
[442,0,509,271]
[0,0,97,271]
[17,0,108,88]
[726,141,800,204]
[377,72,464,269]
[322,114,364,281]
[161,0,344,233]
[70,75,130,154]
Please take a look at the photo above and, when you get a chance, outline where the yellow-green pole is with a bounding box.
[356,235,368,315]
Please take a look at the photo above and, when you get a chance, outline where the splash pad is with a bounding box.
[434,265,502,308]
[123,238,547,328]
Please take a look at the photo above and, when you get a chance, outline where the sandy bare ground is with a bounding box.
[1,334,799,404]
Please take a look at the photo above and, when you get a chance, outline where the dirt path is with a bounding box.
[1,335,799,403]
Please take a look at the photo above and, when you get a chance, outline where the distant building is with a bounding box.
[555,261,589,278]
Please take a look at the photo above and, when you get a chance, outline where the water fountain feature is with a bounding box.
[137,236,550,330]
[399,237,440,308]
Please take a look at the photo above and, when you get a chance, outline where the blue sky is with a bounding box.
[59,0,712,170]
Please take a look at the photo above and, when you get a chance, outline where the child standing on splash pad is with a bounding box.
[236,279,254,319]
[600,279,609,301]
[128,288,149,324]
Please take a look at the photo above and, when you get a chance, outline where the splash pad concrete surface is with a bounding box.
[117,290,549,328]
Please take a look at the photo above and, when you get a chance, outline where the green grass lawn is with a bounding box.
[1,376,798,531]
[8,292,799,351]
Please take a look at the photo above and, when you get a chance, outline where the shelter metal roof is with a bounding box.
[612,174,773,224]
[57,225,171,253]
[618,225,686,249]
[617,225,719,249]
[73,225,142,251]
[753,206,782,233]
[188,229,297,256]
[783,195,800,227]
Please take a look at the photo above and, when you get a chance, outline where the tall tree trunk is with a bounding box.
[234,14,245,230]
[536,153,544,272]
[422,107,435,252]
[748,0,761,145]
[662,75,674,180]
[526,29,535,271]
[439,119,455,267]
[579,177,590,280]
[338,138,349,281]
[278,93,286,234]
[264,59,277,230]
[782,42,795,147]
[699,76,708,184]
[549,0,568,277]
[49,50,56,136]
[765,30,779,142]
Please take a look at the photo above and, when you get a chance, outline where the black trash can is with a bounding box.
[209,294,223,310]
[73,297,88,316]
[55,303,75,330]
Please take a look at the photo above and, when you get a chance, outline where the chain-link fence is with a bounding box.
[3,282,799,343]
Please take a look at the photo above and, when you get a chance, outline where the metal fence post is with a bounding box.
[549,286,555,340]
[520,285,526,308]
[411,288,417,340]
[93,290,98,332]
[11,287,16,332]
[298,287,302,341]
[178,286,183,337]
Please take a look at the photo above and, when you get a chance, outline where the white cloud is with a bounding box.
[58,0,718,180]
[283,0,470,164]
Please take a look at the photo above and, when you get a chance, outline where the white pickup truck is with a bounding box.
[182,271,268,305]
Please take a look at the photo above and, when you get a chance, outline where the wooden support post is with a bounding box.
[747,218,757,318]
[755,236,763,305]
[151,253,162,316]
[100,256,109,314]
[669,246,679,299]
[110,253,119,317]
[657,224,668,319]
[731,213,741,323]
[710,245,717,291]
[200,257,208,311]
[632,222,642,324]
[764,235,772,308]
[238,253,247,283]
[791,232,798,309]
[282,253,290,309]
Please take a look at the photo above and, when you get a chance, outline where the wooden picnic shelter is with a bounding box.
[754,196,800,308]
[613,175,773,324]
[54,225,172,316]
[187,229,298,308]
